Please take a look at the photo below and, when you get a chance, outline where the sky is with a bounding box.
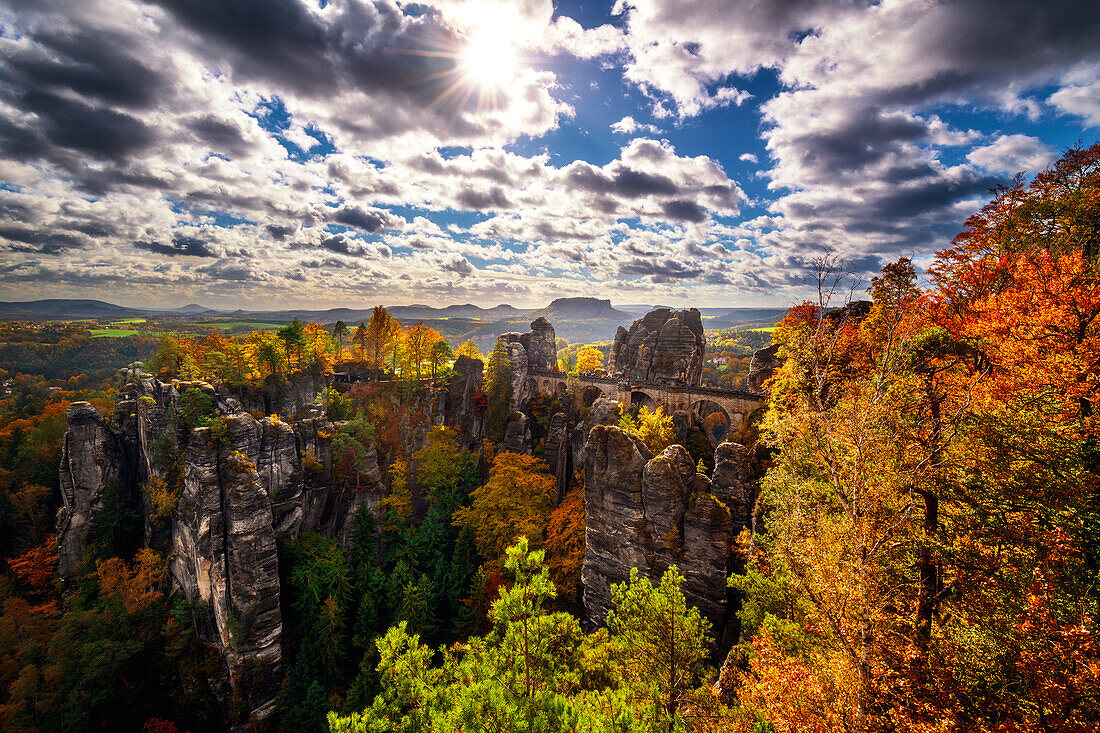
[0,0,1097,310]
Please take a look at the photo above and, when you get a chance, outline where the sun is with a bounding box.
[453,3,521,89]
[460,26,518,88]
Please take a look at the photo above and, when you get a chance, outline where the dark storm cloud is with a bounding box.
[660,199,707,222]
[775,108,928,177]
[4,26,164,108]
[330,205,398,233]
[186,115,259,157]
[148,0,459,103]
[616,257,704,282]
[1,88,157,163]
[134,234,217,257]
[565,162,679,198]
[456,187,513,211]
[440,256,474,277]
[265,224,297,241]
[0,225,85,254]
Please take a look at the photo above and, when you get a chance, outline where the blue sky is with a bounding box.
[0,0,1097,309]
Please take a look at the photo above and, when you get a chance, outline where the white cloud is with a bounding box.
[610,116,661,135]
[1049,79,1100,127]
[739,153,758,164]
[967,135,1057,175]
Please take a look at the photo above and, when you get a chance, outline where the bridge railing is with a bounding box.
[526,369,763,400]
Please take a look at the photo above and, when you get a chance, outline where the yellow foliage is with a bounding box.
[618,404,674,455]
[575,346,604,373]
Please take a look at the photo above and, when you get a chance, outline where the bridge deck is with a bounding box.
[527,368,764,401]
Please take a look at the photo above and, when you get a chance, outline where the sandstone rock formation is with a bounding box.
[608,308,706,385]
[59,366,389,727]
[57,402,128,582]
[500,318,558,406]
[502,411,532,454]
[502,316,557,371]
[543,411,570,500]
[171,414,283,724]
[582,427,762,651]
[746,343,781,392]
[581,425,653,625]
[446,355,485,450]
[710,441,757,531]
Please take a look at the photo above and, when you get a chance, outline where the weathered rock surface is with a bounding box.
[257,417,303,540]
[59,370,388,727]
[544,411,570,500]
[57,402,128,583]
[746,343,781,392]
[446,355,485,450]
[608,308,706,385]
[502,411,532,455]
[570,397,620,480]
[581,425,652,625]
[710,442,756,531]
[501,318,558,407]
[582,428,752,650]
[171,414,282,725]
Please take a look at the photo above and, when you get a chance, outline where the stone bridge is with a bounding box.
[528,369,764,428]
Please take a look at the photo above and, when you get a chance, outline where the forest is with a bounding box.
[0,144,1096,732]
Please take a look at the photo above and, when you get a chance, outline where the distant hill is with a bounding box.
[389,303,530,320]
[0,299,145,320]
[704,308,791,329]
[172,303,212,315]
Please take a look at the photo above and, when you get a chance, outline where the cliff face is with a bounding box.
[582,426,760,650]
[170,414,284,723]
[608,308,706,385]
[501,317,558,407]
[57,402,129,582]
[58,368,386,727]
[746,343,781,393]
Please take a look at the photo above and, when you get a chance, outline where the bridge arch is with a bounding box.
[630,390,657,409]
[691,399,733,443]
[580,384,604,407]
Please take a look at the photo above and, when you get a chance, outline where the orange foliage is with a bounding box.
[95,549,167,615]
[453,452,556,567]
[544,488,585,605]
[8,537,58,609]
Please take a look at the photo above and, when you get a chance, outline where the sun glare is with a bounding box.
[461,27,517,88]
[455,5,521,89]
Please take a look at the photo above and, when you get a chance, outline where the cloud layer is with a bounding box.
[0,0,1097,308]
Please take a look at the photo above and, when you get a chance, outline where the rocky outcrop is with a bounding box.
[500,318,558,407]
[171,414,282,724]
[222,370,329,418]
[583,428,758,651]
[710,442,756,531]
[57,402,129,583]
[257,417,303,540]
[746,343,781,392]
[544,412,569,500]
[608,308,706,385]
[446,355,485,450]
[570,397,620,481]
[502,411,532,455]
[581,425,653,625]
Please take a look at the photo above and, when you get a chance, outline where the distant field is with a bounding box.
[739,326,777,333]
[202,321,286,330]
[112,318,147,324]
[90,328,141,338]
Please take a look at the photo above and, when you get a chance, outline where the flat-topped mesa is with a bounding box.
[500,317,558,406]
[608,308,706,386]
